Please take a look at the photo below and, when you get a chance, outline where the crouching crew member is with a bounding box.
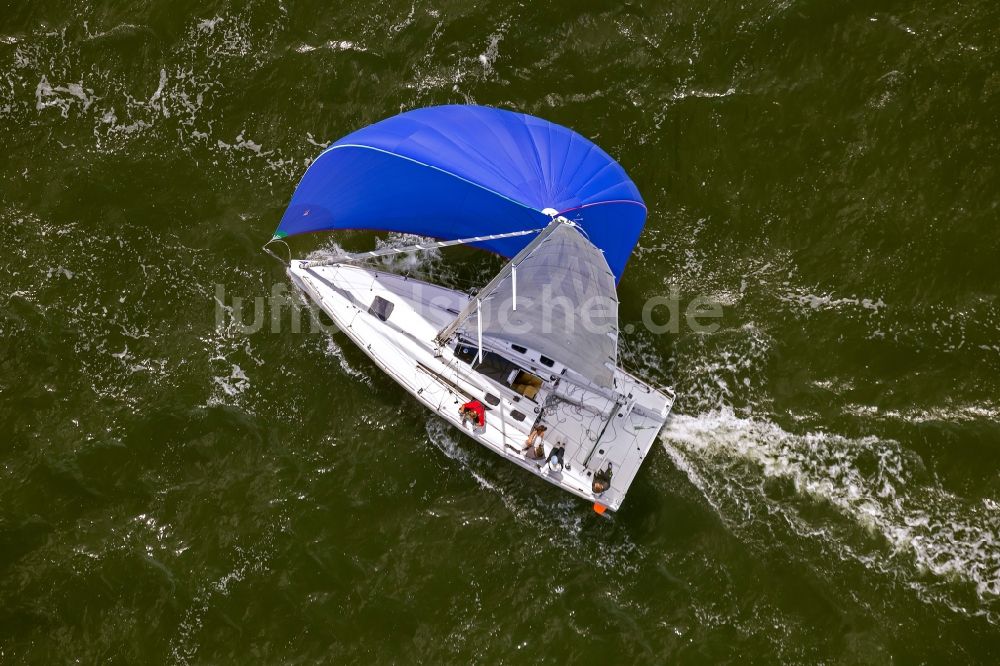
[592,463,613,494]
[459,400,486,428]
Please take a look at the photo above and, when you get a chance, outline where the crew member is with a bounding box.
[592,463,613,494]
[547,443,566,472]
[523,424,547,452]
[459,400,486,428]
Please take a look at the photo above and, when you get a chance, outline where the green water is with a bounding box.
[2,1,999,662]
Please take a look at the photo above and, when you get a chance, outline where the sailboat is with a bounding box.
[267,105,674,513]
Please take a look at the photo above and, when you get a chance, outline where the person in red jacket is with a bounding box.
[459,400,486,427]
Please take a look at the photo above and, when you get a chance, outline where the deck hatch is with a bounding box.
[368,296,395,321]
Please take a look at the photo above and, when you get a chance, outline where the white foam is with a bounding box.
[216,131,272,156]
[322,334,372,386]
[662,409,1000,618]
[46,265,75,279]
[391,4,417,33]
[211,363,250,399]
[478,29,504,76]
[304,132,329,148]
[780,288,887,313]
[10,14,302,181]
[196,17,224,35]
[35,76,97,117]
[148,68,169,117]
[844,402,1000,423]
[295,40,368,54]
[670,86,737,101]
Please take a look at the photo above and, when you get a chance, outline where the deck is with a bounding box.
[288,261,673,512]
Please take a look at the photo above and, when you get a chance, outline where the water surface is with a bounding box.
[1,1,998,662]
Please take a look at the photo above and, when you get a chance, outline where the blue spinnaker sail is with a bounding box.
[273,105,646,280]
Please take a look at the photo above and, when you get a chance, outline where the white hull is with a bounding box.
[288,261,674,512]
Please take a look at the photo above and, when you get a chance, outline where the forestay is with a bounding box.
[445,221,619,389]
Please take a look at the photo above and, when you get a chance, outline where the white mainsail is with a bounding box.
[438,220,619,389]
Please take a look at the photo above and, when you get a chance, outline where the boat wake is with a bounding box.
[661,409,1000,623]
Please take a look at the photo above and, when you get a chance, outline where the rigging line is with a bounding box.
[299,227,545,269]
[376,267,493,291]
[262,238,291,265]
